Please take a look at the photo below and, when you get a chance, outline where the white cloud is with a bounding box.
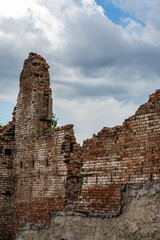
[111,0,160,45]
[121,18,145,41]
[0,0,160,143]
[54,96,137,144]
[0,0,33,19]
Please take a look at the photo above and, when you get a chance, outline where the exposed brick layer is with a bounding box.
[79,90,160,214]
[0,53,159,239]
[0,121,15,239]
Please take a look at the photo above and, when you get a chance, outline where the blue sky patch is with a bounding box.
[0,101,15,125]
[95,0,146,27]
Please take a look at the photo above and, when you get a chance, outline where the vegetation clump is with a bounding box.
[0,119,2,129]
[51,113,58,132]
[78,174,85,196]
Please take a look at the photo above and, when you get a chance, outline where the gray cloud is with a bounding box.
[54,80,128,99]
[0,0,160,142]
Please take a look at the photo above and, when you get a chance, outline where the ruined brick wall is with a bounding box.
[0,53,159,240]
[12,53,81,239]
[78,90,160,215]
[13,126,80,238]
[0,120,15,240]
[16,183,160,240]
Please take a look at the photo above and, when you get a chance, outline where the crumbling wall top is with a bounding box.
[136,89,160,115]
[20,52,50,81]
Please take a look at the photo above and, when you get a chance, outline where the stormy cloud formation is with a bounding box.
[0,0,160,143]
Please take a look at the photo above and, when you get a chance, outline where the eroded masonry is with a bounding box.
[0,53,160,240]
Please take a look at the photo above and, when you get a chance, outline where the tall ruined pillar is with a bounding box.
[13,53,53,238]
[11,53,80,239]
[15,52,52,138]
[14,52,53,194]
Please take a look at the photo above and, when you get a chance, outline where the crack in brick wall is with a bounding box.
[0,53,159,240]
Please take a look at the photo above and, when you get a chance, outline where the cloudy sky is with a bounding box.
[0,0,160,143]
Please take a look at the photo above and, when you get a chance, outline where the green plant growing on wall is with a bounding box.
[0,119,3,129]
[51,113,58,132]
[78,174,85,196]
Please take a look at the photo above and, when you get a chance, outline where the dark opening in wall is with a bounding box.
[2,190,12,197]
[20,161,23,169]
[40,119,50,122]
[70,143,73,153]
[32,160,35,168]
[96,175,98,184]
[111,173,113,182]
[5,149,11,156]
[67,177,78,184]
[0,146,2,154]
[46,159,49,167]
[32,62,39,66]
[64,159,70,163]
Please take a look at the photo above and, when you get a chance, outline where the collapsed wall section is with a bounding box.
[78,90,160,215]
[16,183,160,240]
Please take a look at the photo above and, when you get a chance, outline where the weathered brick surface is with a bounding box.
[0,53,159,239]
[12,53,81,239]
[78,89,160,214]
[0,119,15,239]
